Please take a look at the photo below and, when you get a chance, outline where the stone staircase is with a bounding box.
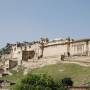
[65,56,90,63]
[22,56,60,70]
[62,56,90,67]
[22,56,90,74]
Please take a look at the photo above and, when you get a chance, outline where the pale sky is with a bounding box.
[0,0,90,47]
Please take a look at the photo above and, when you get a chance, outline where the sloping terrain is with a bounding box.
[23,56,90,71]
[31,63,90,86]
[22,56,90,86]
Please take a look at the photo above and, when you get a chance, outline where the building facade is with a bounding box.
[43,38,90,58]
[2,38,90,63]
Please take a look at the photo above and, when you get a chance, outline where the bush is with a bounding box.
[61,78,73,87]
[13,74,67,90]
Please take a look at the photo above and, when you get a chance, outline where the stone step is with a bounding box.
[22,56,90,70]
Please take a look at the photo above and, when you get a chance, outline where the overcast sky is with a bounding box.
[0,0,90,47]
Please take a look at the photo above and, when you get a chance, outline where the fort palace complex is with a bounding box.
[1,37,90,68]
[1,37,90,61]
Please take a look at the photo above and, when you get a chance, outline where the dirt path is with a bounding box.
[23,57,90,74]
[60,61,90,67]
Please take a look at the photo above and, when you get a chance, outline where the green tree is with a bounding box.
[0,43,11,55]
[13,74,67,90]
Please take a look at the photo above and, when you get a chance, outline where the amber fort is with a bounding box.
[1,37,90,72]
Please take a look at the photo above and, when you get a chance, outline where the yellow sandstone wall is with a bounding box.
[70,42,87,56]
[43,45,67,57]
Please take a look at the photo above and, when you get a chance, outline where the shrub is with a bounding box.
[13,74,68,90]
[61,78,73,87]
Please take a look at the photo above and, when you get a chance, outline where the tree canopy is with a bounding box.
[0,43,11,55]
[13,74,68,90]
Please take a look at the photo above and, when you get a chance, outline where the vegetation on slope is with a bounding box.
[0,63,90,88]
[31,63,90,86]
[0,44,11,55]
[13,74,69,90]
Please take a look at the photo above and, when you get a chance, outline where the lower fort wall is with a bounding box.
[43,40,90,57]
[43,45,67,57]
[2,38,90,62]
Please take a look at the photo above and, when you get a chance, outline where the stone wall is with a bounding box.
[70,42,87,56]
[43,39,90,57]
[3,38,90,62]
[43,44,67,57]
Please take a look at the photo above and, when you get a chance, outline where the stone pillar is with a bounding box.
[4,60,10,73]
[82,45,84,55]
[18,59,22,66]
[86,40,89,56]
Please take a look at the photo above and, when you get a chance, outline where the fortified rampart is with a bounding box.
[1,37,90,63]
[43,38,90,58]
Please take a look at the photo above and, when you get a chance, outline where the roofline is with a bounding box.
[44,38,90,47]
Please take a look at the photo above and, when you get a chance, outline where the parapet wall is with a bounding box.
[2,38,90,61]
[43,38,90,57]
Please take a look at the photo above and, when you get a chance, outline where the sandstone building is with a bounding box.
[1,37,90,65]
